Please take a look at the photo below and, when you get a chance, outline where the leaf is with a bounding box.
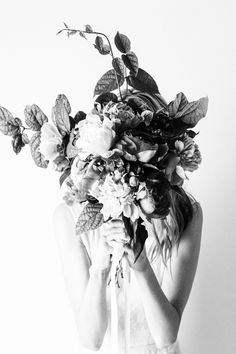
[0,107,20,136]
[79,31,87,39]
[59,167,71,188]
[22,132,30,144]
[168,92,189,117]
[94,36,110,55]
[52,94,71,136]
[126,68,159,95]
[114,32,131,53]
[85,24,93,33]
[95,92,118,106]
[174,96,209,127]
[122,51,139,76]
[63,22,69,29]
[14,117,22,126]
[68,30,77,36]
[74,111,86,124]
[76,203,104,235]
[24,104,48,131]
[11,133,24,154]
[112,57,125,77]
[94,69,124,96]
[30,131,49,168]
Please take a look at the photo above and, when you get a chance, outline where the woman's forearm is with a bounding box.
[133,262,180,348]
[76,267,110,351]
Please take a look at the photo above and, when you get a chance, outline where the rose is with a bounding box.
[76,112,116,158]
[39,122,63,161]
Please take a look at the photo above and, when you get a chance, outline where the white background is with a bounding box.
[0,0,235,353]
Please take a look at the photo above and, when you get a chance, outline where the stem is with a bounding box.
[59,28,123,101]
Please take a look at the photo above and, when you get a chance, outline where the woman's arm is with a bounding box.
[52,203,111,351]
[125,202,203,348]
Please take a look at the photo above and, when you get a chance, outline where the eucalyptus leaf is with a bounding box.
[76,203,104,235]
[94,69,124,97]
[112,57,125,77]
[122,51,139,76]
[30,131,49,168]
[59,167,71,188]
[24,104,48,131]
[126,68,159,95]
[114,32,131,53]
[0,106,20,136]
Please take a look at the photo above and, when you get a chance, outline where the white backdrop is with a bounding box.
[0,1,235,353]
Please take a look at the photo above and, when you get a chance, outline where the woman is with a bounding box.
[52,185,203,354]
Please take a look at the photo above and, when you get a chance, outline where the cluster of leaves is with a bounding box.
[0,95,87,181]
[57,23,160,99]
[0,105,49,167]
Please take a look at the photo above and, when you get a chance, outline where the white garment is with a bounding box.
[67,201,182,354]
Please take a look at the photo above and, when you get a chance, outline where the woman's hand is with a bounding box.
[103,218,150,272]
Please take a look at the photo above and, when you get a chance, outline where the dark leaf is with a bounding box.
[74,111,86,124]
[85,24,93,33]
[11,133,24,154]
[59,167,71,187]
[52,94,71,136]
[63,22,69,29]
[122,51,139,76]
[114,31,131,53]
[94,69,124,97]
[112,57,125,77]
[186,129,198,138]
[30,131,49,168]
[126,68,159,95]
[68,30,77,36]
[76,203,104,235]
[0,106,20,136]
[95,92,118,106]
[24,104,48,131]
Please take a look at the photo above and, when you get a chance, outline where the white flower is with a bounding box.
[76,112,116,158]
[39,122,62,161]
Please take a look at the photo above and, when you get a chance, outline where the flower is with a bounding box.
[75,111,116,158]
[114,131,158,163]
[39,122,63,161]
[175,134,202,172]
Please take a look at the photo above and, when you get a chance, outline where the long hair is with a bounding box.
[155,185,195,267]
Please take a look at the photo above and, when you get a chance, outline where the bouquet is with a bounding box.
[0,24,208,281]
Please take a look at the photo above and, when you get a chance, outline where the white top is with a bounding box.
[68,201,182,354]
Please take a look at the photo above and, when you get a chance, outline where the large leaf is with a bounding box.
[30,131,49,168]
[52,94,71,136]
[0,107,20,136]
[94,69,124,96]
[176,97,208,127]
[112,57,125,77]
[114,32,131,53]
[122,51,139,76]
[76,203,104,235]
[126,68,159,95]
[24,104,48,131]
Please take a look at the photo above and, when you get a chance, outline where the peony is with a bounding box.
[76,112,116,158]
[39,122,63,161]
